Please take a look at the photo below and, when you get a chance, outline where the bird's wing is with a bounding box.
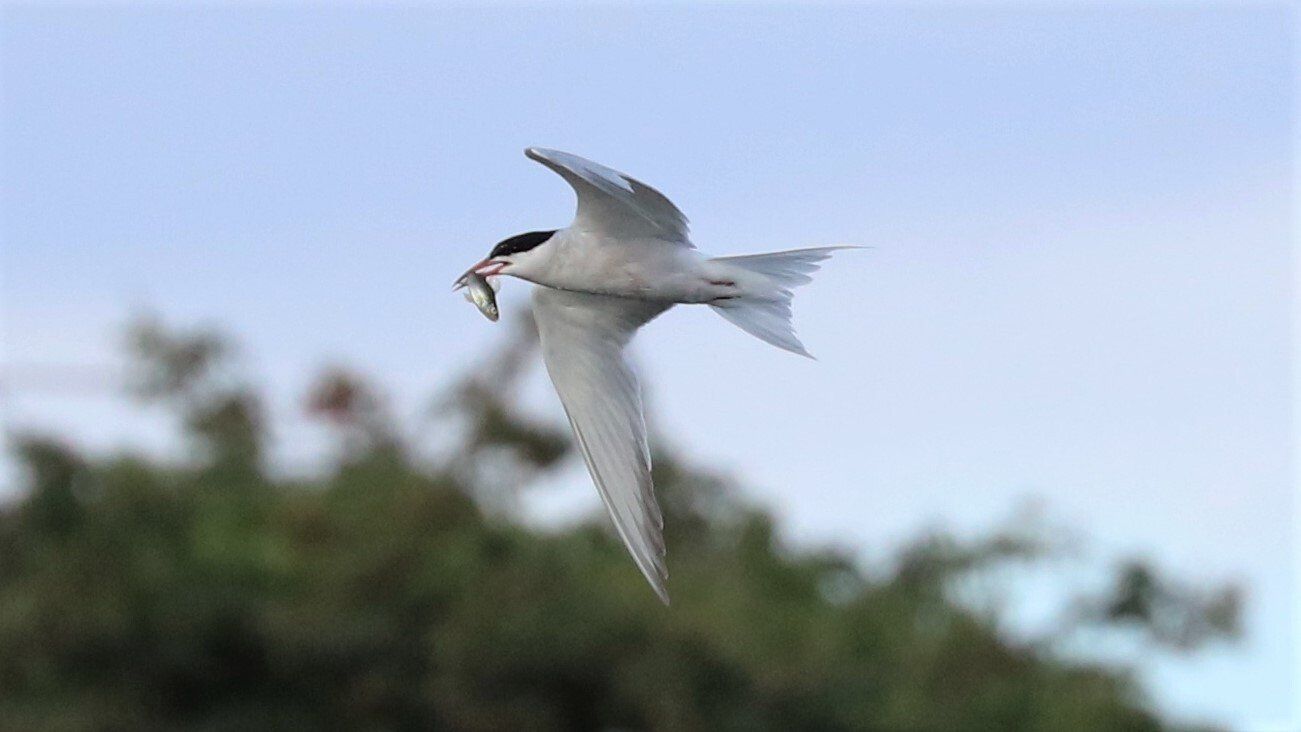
[531,286,673,603]
[525,147,691,244]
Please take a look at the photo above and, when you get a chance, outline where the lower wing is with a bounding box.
[530,287,672,603]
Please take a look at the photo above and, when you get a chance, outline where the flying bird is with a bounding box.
[455,148,853,604]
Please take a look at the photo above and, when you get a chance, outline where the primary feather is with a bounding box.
[526,147,691,243]
[531,287,672,604]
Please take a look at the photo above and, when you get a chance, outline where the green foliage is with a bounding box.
[0,319,1237,731]
[1083,561,1242,652]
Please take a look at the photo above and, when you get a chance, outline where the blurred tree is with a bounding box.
[0,317,1239,731]
[307,366,400,462]
[125,316,264,476]
[1080,561,1242,652]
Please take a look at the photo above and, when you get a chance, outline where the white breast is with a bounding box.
[527,228,715,303]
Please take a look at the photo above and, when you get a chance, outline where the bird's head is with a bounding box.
[455,230,556,287]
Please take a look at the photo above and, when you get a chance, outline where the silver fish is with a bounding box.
[456,271,500,322]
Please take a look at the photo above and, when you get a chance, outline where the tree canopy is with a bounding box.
[0,317,1237,731]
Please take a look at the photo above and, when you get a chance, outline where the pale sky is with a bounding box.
[1,4,1295,728]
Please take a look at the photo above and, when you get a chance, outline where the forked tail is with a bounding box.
[706,246,857,358]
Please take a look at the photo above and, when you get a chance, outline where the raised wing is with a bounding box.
[531,286,672,603]
[525,147,691,244]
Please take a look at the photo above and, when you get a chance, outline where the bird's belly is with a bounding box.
[547,241,713,303]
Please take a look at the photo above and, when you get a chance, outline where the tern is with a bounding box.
[455,148,853,604]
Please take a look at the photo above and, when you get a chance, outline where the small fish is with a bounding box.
[457,271,500,322]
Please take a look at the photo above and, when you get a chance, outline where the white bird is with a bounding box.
[455,148,853,604]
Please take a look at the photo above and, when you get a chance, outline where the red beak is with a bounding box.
[452,258,507,290]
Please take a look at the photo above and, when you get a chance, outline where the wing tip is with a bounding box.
[644,570,671,605]
[525,146,568,166]
[629,546,671,606]
[654,587,672,606]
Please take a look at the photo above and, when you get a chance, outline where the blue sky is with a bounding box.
[2,4,1295,728]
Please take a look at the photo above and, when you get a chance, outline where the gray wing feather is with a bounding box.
[531,287,672,603]
[526,147,691,244]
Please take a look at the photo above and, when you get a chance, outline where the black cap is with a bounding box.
[490,230,556,259]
